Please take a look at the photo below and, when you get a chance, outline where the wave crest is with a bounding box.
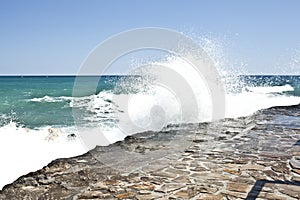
[29,95,73,103]
[246,84,294,94]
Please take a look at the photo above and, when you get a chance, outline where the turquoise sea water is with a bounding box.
[0,76,120,128]
[0,75,300,130]
[1,75,300,190]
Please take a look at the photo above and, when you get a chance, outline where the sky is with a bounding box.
[0,0,300,75]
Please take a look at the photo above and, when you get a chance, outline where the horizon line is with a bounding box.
[0,74,300,76]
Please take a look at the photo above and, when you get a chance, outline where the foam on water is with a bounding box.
[1,82,300,190]
[0,122,86,189]
[246,84,294,94]
[1,42,300,190]
[22,59,300,131]
[29,95,73,103]
[2,77,300,189]
[226,91,300,118]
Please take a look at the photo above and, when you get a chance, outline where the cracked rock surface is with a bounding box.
[1,105,300,199]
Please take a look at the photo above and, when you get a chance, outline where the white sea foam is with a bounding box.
[226,91,300,118]
[30,96,72,103]
[0,122,86,189]
[246,84,294,94]
[67,58,300,132]
[85,81,300,126]
[2,47,300,190]
[2,82,300,189]
[2,81,300,190]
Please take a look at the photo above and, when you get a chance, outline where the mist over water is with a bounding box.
[1,39,300,189]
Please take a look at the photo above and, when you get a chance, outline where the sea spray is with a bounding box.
[1,42,300,189]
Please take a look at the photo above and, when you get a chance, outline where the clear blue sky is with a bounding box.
[0,0,299,75]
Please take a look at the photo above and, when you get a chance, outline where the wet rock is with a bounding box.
[197,193,224,200]
[102,180,119,186]
[136,192,164,200]
[174,190,190,198]
[292,168,300,175]
[277,184,300,199]
[226,182,250,193]
[115,191,136,199]
[92,182,109,190]
[21,177,39,187]
[264,169,280,180]
[172,176,191,183]
[37,176,55,185]
[129,182,155,191]
[151,171,177,179]
[221,190,247,198]
[174,187,198,199]
[1,104,300,199]
[193,139,207,143]
[172,162,187,169]
[138,190,151,195]
[79,190,111,199]
[264,192,289,200]
[271,162,289,174]
[223,168,241,175]
[156,183,185,193]
[240,164,265,171]
[290,157,300,169]
[196,184,218,194]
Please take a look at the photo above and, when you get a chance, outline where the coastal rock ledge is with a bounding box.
[1,105,300,200]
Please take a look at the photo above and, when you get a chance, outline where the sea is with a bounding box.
[1,73,300,189]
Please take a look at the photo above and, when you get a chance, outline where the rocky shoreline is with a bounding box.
[1,105,300,199]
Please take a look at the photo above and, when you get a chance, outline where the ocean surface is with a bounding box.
[1,74,300,189]
[1,75,300,129]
